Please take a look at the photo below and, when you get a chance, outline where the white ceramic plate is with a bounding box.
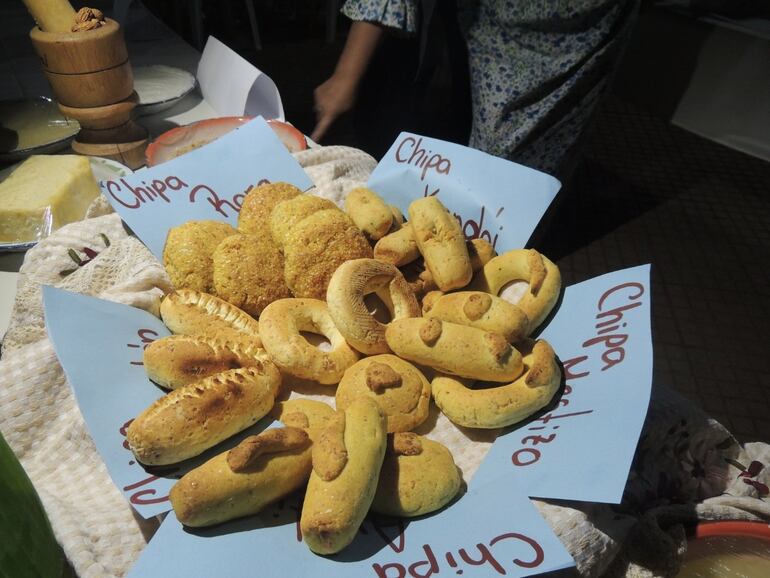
[0,97,80,162]
[133,65,197,116]
[0,157,132,252]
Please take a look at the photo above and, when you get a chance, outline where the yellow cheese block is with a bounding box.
[0,155,100,243]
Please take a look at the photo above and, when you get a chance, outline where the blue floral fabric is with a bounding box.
[342,0,639,175]
[459,0,639,175]
[341,0,418,34]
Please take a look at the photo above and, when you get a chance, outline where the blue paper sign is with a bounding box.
[43,286,174,517]
[367,132,561,251]
[100,117,313,258]
[128,475,574,578]
[472,265,653,503]
[42,287,271,518]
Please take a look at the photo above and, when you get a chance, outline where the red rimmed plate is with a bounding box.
[145,117,307,167]
[693,521,770,540]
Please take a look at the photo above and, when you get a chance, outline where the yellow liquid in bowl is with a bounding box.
[677,535,770,578]
[0,98,79,154]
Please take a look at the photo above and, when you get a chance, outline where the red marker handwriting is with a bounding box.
[118,418,170,506]
[127,328,159,366]
[510,355,592,467]
[395,137,452,181]
[372,531,544,577]
[583,281,645,372]
[421,186,505,250]
[105,176,271,219]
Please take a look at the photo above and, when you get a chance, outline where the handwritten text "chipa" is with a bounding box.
[105,176,270,218]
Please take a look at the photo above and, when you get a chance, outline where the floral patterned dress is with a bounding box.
[342,0,639,176]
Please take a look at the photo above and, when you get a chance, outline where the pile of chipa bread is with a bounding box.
[126,182,563,555]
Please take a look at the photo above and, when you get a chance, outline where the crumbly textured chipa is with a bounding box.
[421,290,444,313]
[169,426,312,527]
[259,298,359,385]
[471,248,562,335]
[373,223,420,267]
[269,194,338,247]
[212,233,291,317]
[326,258,420,355]
[423,291,529,343]
[312,413,348,481]
[408,197,472,291]
[400,259,439,299]
[283,209,372,299]
[159,289,261,344]
[142,333,269,390]
[301,397,387,554]
[374,226,495,271]
[344,187,393,241]
[385,317,523,382]
[237,182,302,234]
[162,220,236,292]
[336,355,431,433]
[389,205,405,228]
[272,399,337,435]
[227,427,309,472]
[372,433,461,517]
[432,339,561,429]
[126,364,280,465]
[467,238,497,271]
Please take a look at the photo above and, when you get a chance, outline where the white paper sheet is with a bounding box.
[197,36,283,120]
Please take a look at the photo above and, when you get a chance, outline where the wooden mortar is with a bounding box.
[30,18,133,108]
[29,18,148,168]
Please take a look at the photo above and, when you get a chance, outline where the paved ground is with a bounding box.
[544,95,770,443]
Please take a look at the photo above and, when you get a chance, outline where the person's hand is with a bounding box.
[311,72,358,142]
[311,21,384,141]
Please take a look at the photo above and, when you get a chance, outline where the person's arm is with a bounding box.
[311,21,384,142]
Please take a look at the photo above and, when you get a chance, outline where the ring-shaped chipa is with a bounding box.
[326,258,420,355]
[259,298,359,385]
[431,339,561,429]
[470,249,561,335]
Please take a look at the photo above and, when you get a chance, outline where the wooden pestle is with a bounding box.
[22,0,76,33]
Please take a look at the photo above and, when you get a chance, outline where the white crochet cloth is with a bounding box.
[1,146,768,578]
